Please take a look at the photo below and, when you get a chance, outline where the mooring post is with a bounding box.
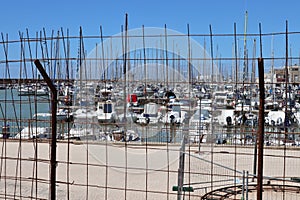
[257,57,265,200]
[34,59,57,200]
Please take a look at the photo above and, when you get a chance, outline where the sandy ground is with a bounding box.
[0,141,180,200]
[0,141,299,199]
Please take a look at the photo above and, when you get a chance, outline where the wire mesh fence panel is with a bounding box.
[0,22,300,200]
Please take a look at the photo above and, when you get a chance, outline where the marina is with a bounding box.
[2,79,300,147]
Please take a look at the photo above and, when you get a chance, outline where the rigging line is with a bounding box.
[233,22,239,197]
[26,29,36,80]
[81,27,90,199]
[39,31,52,111]
[0,33,24,190]
[0,33,8,199]
[42,28,51,78]
[80,27,88,82]
[209,24,215,193]
[165,23,171,200]
[53,31,60,81]
[141,24,149,200]
[78,26,89,200]
[187,23,192,199]
[50,29,54,80]
[61,28,69,80]
[20,30,34,122]
[26,29,39,199]
[100,25,109,200]
[0,33,19,129]
[14,31,27,200]
[27,31,40,85]
[60,27,71,200]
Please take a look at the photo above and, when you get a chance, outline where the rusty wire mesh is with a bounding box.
[0,23,299,200]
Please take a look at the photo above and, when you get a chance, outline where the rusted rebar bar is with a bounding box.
[257,57,265,200]
[34,59,57,200]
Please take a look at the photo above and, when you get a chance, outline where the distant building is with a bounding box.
[272,65,300,86]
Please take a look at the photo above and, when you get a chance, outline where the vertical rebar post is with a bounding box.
[177,128,187,200]
[242,170,245,199]
[34,59,57,200]
[257,57,265,200]
[283,20,289,200]
[246,171,249,200]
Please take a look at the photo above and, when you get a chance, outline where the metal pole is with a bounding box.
[253,134,257,181]
[198,97,201,154]
[177,129,187,200]
[242,170,245,199]
[34,59,57,200]
[257,57,265,200]
[246,171,249,200]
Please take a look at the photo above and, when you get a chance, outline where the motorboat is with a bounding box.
[15,126,51,139]
[33,108,73,122]
[136,102,161,125]
[189,107,211,137]
[213,109,235,127]
[160,99,187,124]
[96,100,118,123]
[265,110,286,126]
[67,122,98,140]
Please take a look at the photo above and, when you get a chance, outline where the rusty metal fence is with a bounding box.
[0,20,299,199]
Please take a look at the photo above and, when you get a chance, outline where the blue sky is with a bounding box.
[0,0,300,78]
[1,0,297,38]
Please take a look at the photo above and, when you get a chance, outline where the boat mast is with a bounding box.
[203,38,206,82]
[271,35,275,102]
[243,11,248,83]
[122,14,128,122]
[53,30,60,81]
[242,11,248,120]
[100,25,107,100]
[142,25,147,98]
[164,24,169,90]
[250,39,256,111]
